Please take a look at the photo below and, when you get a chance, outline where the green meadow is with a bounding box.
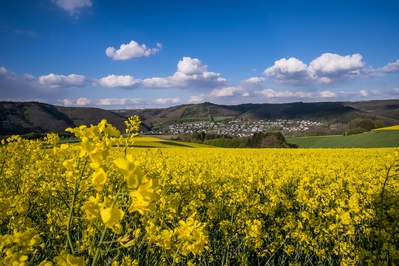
[287,130,399,148]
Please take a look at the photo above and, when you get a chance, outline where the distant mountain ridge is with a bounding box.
[1,100,399,136]
[116,100,399,126]
[0,101,132,136]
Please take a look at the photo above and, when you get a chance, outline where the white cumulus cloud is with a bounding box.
[98,75,139,88]
[320,90,337,98]
[382,59,399,73]
[188,95,204,103]
[309,53,364,83]
[106,40,161,60]
[154,98,182,104]
[97,98,144,106]
[76,97,91,105]
[359,90,380,97]
[52,0,92,15]
[143,57,227,88]
[0,66,7,74]
[244,77,266,84]
[210,86,246,97]
[177,57,207,74]
[255,89,296,98]
[264,57,310,85]
[0,66,15,78]
[99,57,227,89]
[129,98,144,104]
[63,97,144,107]
[140,77,171,88]
[254,89,364,101]
[142,57,227,89]
[63,99,74,106]
[264,53,365,85]
[97,98,127,106]
[38,73,87,88]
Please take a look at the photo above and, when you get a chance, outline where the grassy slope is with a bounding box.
[287,130,399,148]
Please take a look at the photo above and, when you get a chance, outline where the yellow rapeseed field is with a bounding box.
[0,117,398,265]
[373,125,399,131]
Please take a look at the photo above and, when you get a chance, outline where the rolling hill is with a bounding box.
[287,130,399,148]
[115,100,399,129]
[0,101,149,136]
[1,100,399,136]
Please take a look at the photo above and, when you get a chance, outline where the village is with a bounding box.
[146,119,324,136]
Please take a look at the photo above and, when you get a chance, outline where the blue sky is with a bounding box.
[1,0,398,109]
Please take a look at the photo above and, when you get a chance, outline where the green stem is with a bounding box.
[124,126,133,159]
[66,159,87,255]
[91,222,108,266]
[92,188,122,266]
[171,240,185,266]
[67,179,78,254]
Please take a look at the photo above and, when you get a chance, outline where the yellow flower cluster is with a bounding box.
[146,215,208,263]
[0,117,160,265]
[0,117,398,265]
[131,147,399,265]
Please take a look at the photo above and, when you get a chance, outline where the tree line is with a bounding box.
[178,131,291,148]
[346,118,384,135]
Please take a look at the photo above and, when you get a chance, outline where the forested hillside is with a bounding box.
[1,100,398,136]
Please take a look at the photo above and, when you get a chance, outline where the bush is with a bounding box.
[347,127,368,135]
[260,135,283,148]
[358,119,375,131]
[374,120,385,129]
[348,118,378,131]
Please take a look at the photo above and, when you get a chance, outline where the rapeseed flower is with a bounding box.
[114,155,147,189]
[91,168,107,191]
[100,207,125,228]
[1,117,398,265]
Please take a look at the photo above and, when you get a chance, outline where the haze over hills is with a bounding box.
[0,100,398,136]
